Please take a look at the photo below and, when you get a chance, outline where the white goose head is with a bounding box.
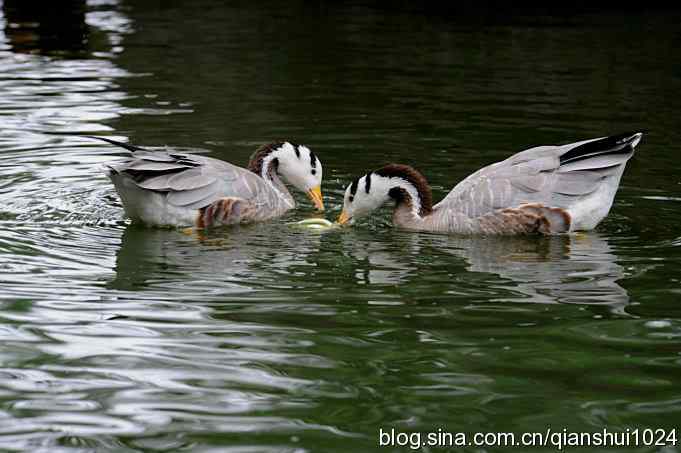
[337,164,433,225]
[248,142,324,210]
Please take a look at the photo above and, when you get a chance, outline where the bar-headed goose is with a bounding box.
[337,132,642,235]
[90,137,324,228]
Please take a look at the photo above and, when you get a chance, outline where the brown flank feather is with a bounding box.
[375,164,433,216]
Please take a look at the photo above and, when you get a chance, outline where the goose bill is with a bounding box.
[307,186,324,211]
[336,209,351,225]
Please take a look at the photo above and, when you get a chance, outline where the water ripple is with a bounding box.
[1,2,681,452]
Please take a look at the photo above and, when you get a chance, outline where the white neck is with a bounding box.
[374,176,422,218]
[261,151,294,208]
[260,152,279,180]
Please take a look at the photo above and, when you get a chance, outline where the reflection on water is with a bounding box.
[436,234,629,308]
[110,222,329,293]
[337,229,628,311]
[2,0,87,55]
[0,1,131,227]
[339,229,415,286]
[0,1,680,451]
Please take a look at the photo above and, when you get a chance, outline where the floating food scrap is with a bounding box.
[293,218,336,230]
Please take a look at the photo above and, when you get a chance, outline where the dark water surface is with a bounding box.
[1,1,680,451]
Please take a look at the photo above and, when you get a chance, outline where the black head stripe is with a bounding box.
[309,149,317,169]
[365,171,372,194]
[374,164,433,216]
[388,186,407,203]
[294,144,300,158]
[349,177,359,196]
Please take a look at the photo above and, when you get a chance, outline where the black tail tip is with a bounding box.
[614,131,643,148]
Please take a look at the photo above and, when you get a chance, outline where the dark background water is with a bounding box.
[0,1,680,452]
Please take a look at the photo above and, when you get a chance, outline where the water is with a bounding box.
[1,1,681,451]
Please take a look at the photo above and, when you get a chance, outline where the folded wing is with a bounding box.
[434,132,642,226]
[95,136,266,210]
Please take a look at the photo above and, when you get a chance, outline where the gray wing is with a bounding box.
[95,136,268,209]
[433,132,642,217]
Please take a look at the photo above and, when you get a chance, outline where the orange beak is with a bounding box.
[307,186,324,211]
[336,209,351,225]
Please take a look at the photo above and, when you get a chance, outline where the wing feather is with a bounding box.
[166,182,222,208]
[166,168,217,191]
[434,133,641,217]
[100,138,271,210]
[129,151,177,162]
[553,172,605,196]
[126,161,189,172]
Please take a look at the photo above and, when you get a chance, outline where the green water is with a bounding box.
[1,2,680,452]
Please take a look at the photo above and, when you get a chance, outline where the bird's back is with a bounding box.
[96,137,286,226]
[433,132,642,232]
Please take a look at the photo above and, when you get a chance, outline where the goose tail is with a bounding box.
[558,132,642,172]
[558,132,643,231]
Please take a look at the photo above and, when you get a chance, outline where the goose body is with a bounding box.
[92,137,324,228]
[338,132,642,235]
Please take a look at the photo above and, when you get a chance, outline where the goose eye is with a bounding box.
[311,169,316,175]
[349,195,354,203]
